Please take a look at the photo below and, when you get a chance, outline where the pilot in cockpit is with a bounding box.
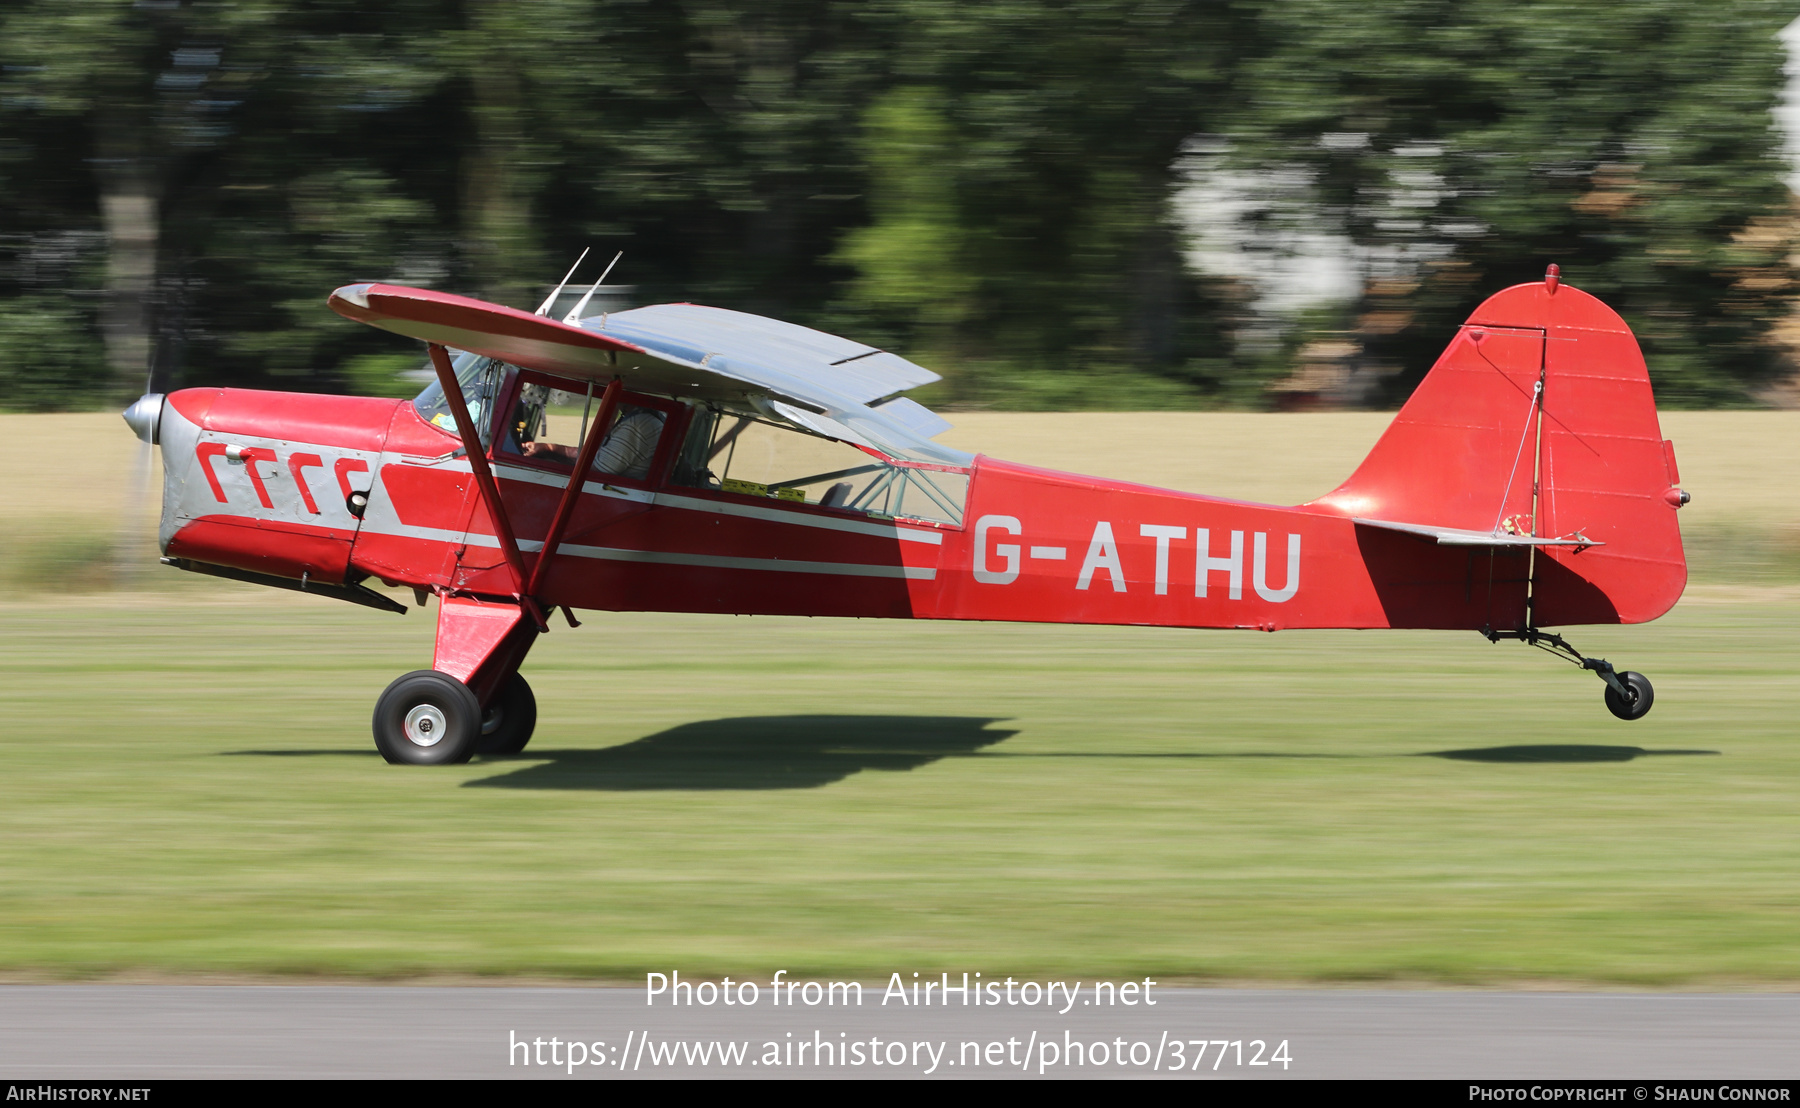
[506,384,666,480]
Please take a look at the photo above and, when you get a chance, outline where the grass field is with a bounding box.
[0,410,1798,985]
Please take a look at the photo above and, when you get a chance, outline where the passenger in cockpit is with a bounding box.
[589,406,665,479]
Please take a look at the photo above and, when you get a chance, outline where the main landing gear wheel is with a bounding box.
[373,670,481,765]
[475,672,537,755]
[1603,670,1654,722]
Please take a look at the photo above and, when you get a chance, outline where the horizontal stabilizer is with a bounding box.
[1353,517,1602,548]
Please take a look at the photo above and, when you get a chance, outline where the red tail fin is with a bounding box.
[1312,274,1686,626]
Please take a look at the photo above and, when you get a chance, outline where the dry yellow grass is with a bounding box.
[0,412,163,533]
[946,411,1792,539]
[940,411,1388,504]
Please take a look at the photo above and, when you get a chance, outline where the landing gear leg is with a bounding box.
[373,594,544,764]
[1481,627,1655,721]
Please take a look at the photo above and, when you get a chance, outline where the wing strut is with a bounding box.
[425,342,548,631]
[526,376,623,597]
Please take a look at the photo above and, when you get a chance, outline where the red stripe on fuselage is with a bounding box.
[166,515,357,584]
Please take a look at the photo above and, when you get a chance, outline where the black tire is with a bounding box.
[372,670,481,765]
[475,672,537,755]
[1603,670,1654,721]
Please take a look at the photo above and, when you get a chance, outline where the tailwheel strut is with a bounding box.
[1481,627,1654,721]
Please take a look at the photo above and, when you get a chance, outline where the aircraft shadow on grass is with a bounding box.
[1422,744,1719,764]
[224,734,1718,782]
[464,714,1019,791]
[972,745,1720,764]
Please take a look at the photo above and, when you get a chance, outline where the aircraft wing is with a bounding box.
[328,283,965,465]
[329,283,640,375]
[1353,517,1603,547]
[591,302,939,408]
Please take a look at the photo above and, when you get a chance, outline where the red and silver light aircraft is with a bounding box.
[121,263,1687,764]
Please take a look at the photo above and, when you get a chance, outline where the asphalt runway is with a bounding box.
[1,986,1797,1079]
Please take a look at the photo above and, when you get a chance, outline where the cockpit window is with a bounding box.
[672,404,969,525]
[498,382,667,481]
[412,350,503,444]
[502,382,555,458]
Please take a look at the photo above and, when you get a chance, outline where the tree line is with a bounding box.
[0,0,1793,411]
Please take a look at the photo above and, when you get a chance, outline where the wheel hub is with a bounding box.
[404,704,448,747]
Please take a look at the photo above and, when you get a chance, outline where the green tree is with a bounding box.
[1,0,217,400]
[523,0,904,323]
[0,0,457,402]
[1221,0,1798,404]
[833,88,979,335]
[828,0,1257,407]
[1,1,1792,412]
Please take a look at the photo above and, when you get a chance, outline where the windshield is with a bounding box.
[412,350,504,444]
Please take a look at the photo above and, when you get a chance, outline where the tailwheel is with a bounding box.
[475,672,537,755]
[1602,670,1654,722]
[1482,627,1655,721]
[373,670,481,765]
